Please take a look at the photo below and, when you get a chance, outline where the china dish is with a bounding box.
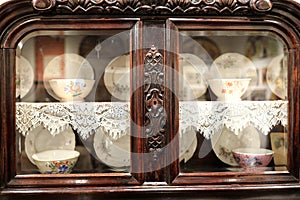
[16,56,34,98]
[103,54,130,101]
[93,128,197,170]
[32,149,80,174]
[266,54,287,100]
[25,125,76,165]
[43,53,94,101]
[179,53,208,100]
[211,125,261,166]
[49,78,95,102]
[180,129,198,163]
[207,78,251,101]
[93,128,130,171]
[232,148,274,168]
[210,53,257,98]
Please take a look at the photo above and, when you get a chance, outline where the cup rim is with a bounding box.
[232,148,274,156]
[32,149,80,162]
[208,78,251,82]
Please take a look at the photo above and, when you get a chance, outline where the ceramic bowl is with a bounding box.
[232,148,274,168]
[49,79,95,102]
[208,78,251,101]
[32,150,80,174]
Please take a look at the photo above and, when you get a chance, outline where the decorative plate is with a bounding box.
[266,54,287,100]
[16,56,34,98]
[210,53,258,98]
[180,129,198,163]
[211,125,261,166]
[179,53,208,100]
[93,128,197,170]
[103,54,130,101]
[25,125,76,165]
[93,128,130,170]
[43,53,94,100]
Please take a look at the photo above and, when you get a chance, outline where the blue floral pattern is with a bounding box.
[64,80,86,97]
[45,160,76,174]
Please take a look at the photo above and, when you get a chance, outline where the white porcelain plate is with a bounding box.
[210,53,258,97]
[211,125,261,166]
[103,54,130,101]
[93,128,197,170]
[43,53,94,100]
[179,53,208,100]
[180,129,198,163]
[25,125,76,165]
[16,56,34,98]
[93,128,130,170]
[266,54,287,100]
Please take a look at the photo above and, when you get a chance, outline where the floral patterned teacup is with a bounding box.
[49,79,95,102]
[208,78,251,101]
[32,150,80,174]
[232,148,274,169]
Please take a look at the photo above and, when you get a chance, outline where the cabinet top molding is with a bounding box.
[31,0,273,15]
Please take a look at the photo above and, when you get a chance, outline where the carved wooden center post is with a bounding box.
[144,46,166,160]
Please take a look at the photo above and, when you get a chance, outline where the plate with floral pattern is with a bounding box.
[103,54,130,101]
[43,53,94,100]
[93,128,130,171]
[25,125,76,165]
[211,125,261,166]
[93,128,197,170]
[210,53,258,98]
[179,53,208,100]
[180,129,198,163]
[266,54,287,100]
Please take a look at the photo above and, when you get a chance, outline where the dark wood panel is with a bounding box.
[1,185,300,199]
[0,48,16,188]
[142,21,167,182]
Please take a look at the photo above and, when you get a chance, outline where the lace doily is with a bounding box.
[16,101,287,140]
[16,102,130,140]
[179,101,288,139]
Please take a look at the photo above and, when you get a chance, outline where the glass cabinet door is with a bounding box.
[175,30,288,173]
[16,29,133,175]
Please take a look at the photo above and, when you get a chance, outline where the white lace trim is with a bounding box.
[179,101,288,139]
[16,102,130,140]
[16,101,287,140]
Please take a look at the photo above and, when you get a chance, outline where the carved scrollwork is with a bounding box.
[32,0,56,11]
[144,46,166,159]
[32,0,273,14]
[32,0,148,13]
[250,0,272,11]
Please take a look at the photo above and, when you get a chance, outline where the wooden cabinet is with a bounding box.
[1,0,300,199]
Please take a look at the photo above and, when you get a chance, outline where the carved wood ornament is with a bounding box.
[144,46,166,159]
[32,0,273,14]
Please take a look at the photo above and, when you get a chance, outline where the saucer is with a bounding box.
[25,125,76,164]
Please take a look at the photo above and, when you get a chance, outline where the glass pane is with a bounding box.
[178,30,288,173]
[16,30,131,174]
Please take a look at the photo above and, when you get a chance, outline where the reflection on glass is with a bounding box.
[16,30,131,174]
[178,31,288,173]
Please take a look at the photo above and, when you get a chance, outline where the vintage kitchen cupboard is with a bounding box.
[1,0,300,199]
